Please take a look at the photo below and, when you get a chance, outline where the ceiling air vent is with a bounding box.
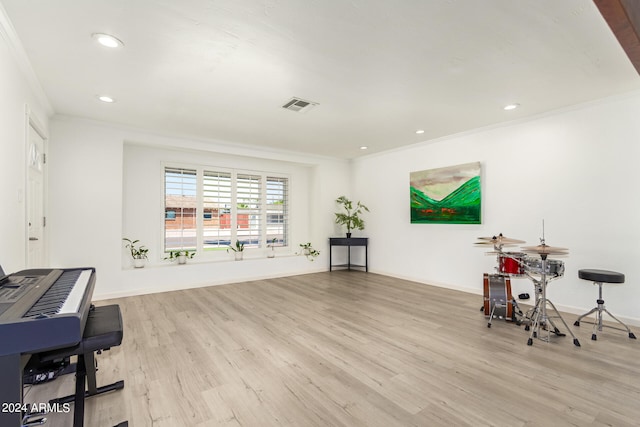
[282,97,318,113]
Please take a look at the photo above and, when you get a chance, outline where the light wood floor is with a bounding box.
[26,271,640,427]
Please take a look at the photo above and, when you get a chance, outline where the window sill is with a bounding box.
[122,252,302,270]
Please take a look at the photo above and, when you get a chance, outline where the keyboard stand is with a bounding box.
[34,305,127,427]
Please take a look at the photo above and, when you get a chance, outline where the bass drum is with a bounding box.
[483,273,514,321]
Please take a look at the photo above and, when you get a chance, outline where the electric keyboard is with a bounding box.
[0,267,96,427]
[0,268,96,356]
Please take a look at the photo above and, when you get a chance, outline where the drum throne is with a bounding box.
[574,269,636,340]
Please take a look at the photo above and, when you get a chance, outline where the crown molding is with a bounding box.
[0,3,53,115]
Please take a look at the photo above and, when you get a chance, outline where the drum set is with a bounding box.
[475,233,581,347]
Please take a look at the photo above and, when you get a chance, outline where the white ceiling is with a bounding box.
[3,0,640,159]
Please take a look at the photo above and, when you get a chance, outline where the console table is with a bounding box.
[329,237,368,272]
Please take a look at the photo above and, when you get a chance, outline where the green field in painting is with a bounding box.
[410,176,481,224]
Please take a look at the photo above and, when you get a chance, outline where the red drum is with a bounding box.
[498,252,526,276]
[483,273,514,321]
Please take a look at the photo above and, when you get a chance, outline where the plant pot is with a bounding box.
[302,248,311,256]
[346,232,352,238]
[267,247,275,258]
[177,255,187,264]
[234,251,244,261]
[133,258,146,268]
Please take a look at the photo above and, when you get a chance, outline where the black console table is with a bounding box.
[329,237,368,272]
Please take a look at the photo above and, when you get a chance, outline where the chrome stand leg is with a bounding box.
[602,308,636,338]
[574,307,598,325]
[573,282,637,340]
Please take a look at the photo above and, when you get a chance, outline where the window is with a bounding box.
[164,166,289,254]
[266,176,288,245]
[164,168,197,250]
[203,171,232,251]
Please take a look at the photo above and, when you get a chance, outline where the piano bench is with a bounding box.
[36,304,127,427]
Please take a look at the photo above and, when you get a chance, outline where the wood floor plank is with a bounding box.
[25,271,640,426]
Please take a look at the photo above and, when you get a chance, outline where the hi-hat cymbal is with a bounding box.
[521,244,568,255]
[476,234,525,244]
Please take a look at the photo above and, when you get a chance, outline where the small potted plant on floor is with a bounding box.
[123,238,149,268]
[334,196,369,238]
[227,240,245,261]
[164,249,195,265]
[298,242,320,261]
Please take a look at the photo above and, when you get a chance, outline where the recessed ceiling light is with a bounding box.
[360,146,368,150]
[416,129,425,134]
[503,103,520,111]
[97,95,115,103]
[92,33,124,48]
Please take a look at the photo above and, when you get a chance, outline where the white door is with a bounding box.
[27,124,46,268]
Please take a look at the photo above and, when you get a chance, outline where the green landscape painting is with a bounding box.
[410,162,481,224]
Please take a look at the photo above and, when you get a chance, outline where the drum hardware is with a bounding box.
[520,239,580,347]
[475,229,580,346]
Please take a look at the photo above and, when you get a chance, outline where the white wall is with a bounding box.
[47,117,350,299]
[0,12,50,273]
[351,92,640,325]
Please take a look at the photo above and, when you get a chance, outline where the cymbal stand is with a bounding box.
[521,266,562,324]
[525,254,581,347]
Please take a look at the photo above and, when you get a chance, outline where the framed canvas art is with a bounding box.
[410,161,481,224]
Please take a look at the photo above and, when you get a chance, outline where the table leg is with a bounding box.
[329,244,333,271]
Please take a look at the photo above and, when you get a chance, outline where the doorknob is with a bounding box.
[29,237,39,241]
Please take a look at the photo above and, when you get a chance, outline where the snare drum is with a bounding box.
[524,257,565,276]
[483,273,514,320]
[498,252,527,276]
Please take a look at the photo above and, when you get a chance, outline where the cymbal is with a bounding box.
[476,234,525,244]
[474,242,518,248]
[521,244,568,255]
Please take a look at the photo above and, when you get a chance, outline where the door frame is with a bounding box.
[24,105,48,267]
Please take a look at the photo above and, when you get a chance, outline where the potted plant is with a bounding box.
[227,240,245,261]
[334,196,369,238]
[298,242,320,261]
[164,249,195,265]
[123,238,149,268]
[267,238,277,258]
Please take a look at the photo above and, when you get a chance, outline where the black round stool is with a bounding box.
[574,269,636,340]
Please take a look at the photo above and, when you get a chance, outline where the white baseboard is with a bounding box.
[93,266,326,301]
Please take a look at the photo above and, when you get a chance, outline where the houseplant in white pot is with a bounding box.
[227,240,245,260]
[123,238,149,268]
[164,249,195,265]
[334,196,369,237]
[298,242,320,261]
[267,238,277,258]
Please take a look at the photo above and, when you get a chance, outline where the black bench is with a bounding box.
[30,304,128,427]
